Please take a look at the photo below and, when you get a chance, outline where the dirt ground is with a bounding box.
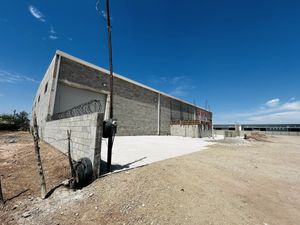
[1,132,300,225]
[0,131,70,222]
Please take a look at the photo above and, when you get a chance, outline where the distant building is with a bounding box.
[213,124,300,132]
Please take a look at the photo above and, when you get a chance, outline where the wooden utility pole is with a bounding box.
[32,114,47,199]
[106,0,114,119]
[0,177,3,204]
[106,0,114,172]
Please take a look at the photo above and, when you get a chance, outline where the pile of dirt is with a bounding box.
[244,132,270,142]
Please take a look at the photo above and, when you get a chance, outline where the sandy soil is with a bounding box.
[1,132,300,225]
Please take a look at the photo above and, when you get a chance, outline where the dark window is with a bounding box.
[44,82,48,93]
[38,95,40,102]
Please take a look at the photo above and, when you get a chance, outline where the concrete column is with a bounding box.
[157,93,161,135]
[48,54,61,118]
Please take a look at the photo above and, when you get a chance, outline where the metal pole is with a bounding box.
[157,94,161,135]
[106,0,114,172]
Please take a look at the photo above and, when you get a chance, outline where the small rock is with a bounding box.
[8,139,16,143]
[60,212,64,215]
[88,193,94,198]
[180,188,184,192]
[95,206,98,210]
[12,205,18,210]
[75,213,79,216]
[142,204,145,207]
[21,212,31,218]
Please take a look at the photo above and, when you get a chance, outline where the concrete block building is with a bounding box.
[32,50,212,170]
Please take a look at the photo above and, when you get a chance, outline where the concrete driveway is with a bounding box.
[101,135,223,172]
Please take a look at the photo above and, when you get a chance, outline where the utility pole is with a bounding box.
[106,0,114,119]
[105,0,114,172]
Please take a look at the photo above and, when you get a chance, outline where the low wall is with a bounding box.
[43,113,103,176]
[224,130,240,138]
[170,125,212,138]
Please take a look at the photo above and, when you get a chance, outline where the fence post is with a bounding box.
[32,113,47,199]
[67,130,76,178]
[0,177,3,204]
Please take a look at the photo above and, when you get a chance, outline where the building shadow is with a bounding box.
[100,157,147,174]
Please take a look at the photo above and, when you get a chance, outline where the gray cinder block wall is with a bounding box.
[171,125,212,138]
[43,113,103,176]
[52,51,212,136]
[31,50,213,173]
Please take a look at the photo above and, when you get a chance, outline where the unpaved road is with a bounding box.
[1,132,300,225]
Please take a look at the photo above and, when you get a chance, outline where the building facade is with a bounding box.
[32,51,212,169]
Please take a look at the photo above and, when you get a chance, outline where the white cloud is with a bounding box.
[101,10,106,19]
[49,35,58,40]
[0,69,38,83]
[47,25,59,40]
[214,98,300,124]
[28,5,45,22]
[169,84,193,97]
[48,26,58,40]
[50,26,56,34]
[248,111,300,124]
[265,98,280,107]
[168,76,194,97]
[148,75,194,98]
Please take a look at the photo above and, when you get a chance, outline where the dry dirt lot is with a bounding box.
[0,131,70,221]
[1,132,300,225]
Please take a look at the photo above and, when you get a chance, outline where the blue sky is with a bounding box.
[0,0,299,124]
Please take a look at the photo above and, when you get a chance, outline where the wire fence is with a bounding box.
[51,99,103,121]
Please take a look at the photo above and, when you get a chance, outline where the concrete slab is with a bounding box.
[101,135,223,172]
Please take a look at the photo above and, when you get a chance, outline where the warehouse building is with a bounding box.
[32,50,212,172]
[213,124,300,132]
